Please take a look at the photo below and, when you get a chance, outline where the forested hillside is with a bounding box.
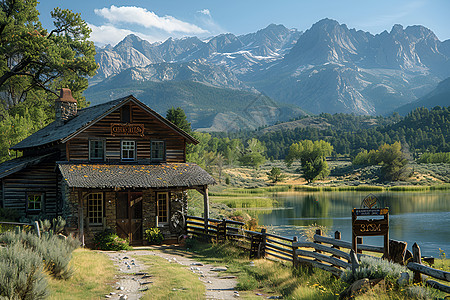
[212,106,450,159]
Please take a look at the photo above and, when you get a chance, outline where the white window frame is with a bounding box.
[156,192,169,226]
[27,193,43,212]
[87,193,103,226]
[151,140,165,161]
[89,139,105,161]
[121,140,136,161]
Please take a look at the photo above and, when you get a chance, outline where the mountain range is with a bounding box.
[87,19,450,131]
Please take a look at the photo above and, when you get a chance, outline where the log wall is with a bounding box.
[67,102,186,162]
[2,160,58,218]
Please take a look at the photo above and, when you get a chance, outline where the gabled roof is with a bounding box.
[0,153,57,179]
[58,162,215,188]
[11,95,198,150]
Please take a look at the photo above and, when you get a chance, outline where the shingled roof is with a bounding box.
[11,95,198,150]
[58,163,216,189]
[0,152,57,179]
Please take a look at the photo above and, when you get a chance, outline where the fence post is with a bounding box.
[412,243,422,283]
[292,236,298,268]
[260,228,266,258]
[314,229,322,263]
[34,221,41,238]
[350,249,359,275]
[331,231,341,265]
[357,237,363,254]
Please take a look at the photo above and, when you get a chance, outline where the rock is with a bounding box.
[105,296,111,299]
[122,257,129,260]
[191,262,203,266]
[339,278,370,299]
[118,286,124,291]
[109,292,116,295]
[119,295,128,300]
[267,297,282,299]
[397,272,410,286]
[211,267,227,272]
[207,281,212,284]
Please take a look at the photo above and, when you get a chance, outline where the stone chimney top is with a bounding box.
[58,88,77,103]
[55,88,77,124]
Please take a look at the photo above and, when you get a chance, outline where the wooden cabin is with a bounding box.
[0,89,215,245]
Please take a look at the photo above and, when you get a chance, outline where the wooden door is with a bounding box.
[116,191,143,244]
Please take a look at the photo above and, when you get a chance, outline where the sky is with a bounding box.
[36,0,450,46]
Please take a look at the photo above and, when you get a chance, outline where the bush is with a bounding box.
[0,230,78,280]
[144,228,164,245]
[0,242,49,299]
[0,207,19,221]
[92,228,131,251]
[340,256,411,284]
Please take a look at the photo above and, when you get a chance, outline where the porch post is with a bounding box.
[203,185,209,235]
[78,190,85,247]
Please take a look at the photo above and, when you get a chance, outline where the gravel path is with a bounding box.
[103,246,239,299]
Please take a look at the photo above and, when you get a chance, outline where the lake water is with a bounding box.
[254,191,450,257]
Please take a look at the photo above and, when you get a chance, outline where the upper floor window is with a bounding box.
[121,140,136,161]
[87,193,103,225]
[151,141,165,161]
[121,104,131,123]
[89,139,105,161]
[27,193,43,213]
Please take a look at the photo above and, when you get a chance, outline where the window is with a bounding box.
[151,141,165,161]
[157,192,169,226]
[89,139,105,161]
[121,140,136,161]
[121,104,131,123]
[87,193,103,225]
[27,193,43,212]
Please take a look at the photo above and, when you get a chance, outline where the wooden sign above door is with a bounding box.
[111,123,145,137]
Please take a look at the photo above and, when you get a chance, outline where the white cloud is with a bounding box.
[198,9,211,17]
[88,23,161,46]
[94,5,207,34]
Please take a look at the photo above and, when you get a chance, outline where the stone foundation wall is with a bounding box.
[64,187,189,246]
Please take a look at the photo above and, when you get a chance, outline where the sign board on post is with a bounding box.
[352,194,389,258]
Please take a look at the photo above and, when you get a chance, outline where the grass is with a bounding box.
[139,254,204,300]
[48,249,116,299]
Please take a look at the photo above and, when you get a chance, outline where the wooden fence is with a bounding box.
[0,221,41,237]
[186,215,449,293]
[185,216,380,276]
[407,243,450,293]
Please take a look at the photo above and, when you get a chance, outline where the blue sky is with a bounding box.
[37,0,450,46]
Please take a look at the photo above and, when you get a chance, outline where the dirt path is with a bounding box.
[104,246,239,299]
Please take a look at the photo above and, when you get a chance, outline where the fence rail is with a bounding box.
[407,243,450,293]
[186,215,446,293]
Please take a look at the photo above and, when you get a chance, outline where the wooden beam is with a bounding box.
[78,190,85,247]
[203,185,209,234]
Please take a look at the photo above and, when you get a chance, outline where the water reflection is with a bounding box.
[252,191,450,257]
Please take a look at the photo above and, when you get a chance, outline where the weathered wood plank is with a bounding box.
[296,257,343,277]
[407,262,450,282]
[294,241,351,261]
[425,280,450,293]
[313,234,384,253]
[296,249,350,269]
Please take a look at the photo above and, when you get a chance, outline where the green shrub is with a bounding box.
[39,216,66,235]
[0,242,49,299]
[0,207,19,221]
[341,256,411,284]
[0,230,78,280]
[144,227,164,245]
[92,228,132,251]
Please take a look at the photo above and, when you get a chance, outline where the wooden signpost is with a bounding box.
[111,123,145,136]
[352,194,389,258]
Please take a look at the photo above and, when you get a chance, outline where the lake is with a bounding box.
[253,190,450,257]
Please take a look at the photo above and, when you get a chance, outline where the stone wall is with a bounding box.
[64,187,189,246]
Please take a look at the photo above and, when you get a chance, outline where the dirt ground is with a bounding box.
[103,246,238,300]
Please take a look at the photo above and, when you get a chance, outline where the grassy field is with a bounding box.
[48,249,117,299]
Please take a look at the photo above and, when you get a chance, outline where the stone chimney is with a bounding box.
[55,88,77,124]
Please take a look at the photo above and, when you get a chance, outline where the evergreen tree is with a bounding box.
[166,107,192,133]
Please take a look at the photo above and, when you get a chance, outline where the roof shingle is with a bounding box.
[58,162,216,189]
